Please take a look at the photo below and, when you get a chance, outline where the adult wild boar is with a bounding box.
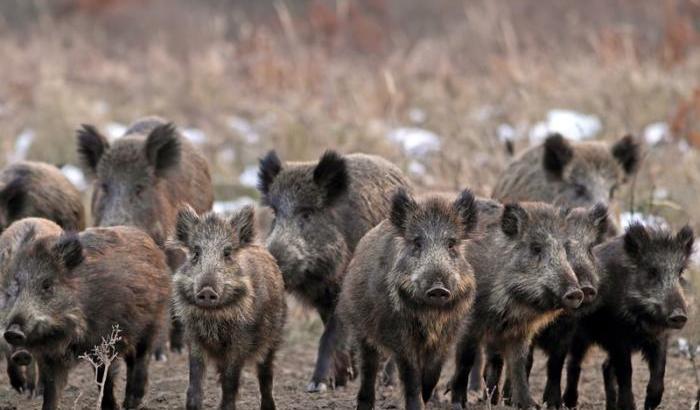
[0,218,62,395]
[257,150,410,392]
[449,202,583,409]
[339,189,478,410]
[173,206,286,410]
[76,116,214,351]
[563,223,694,410]
[0,161,85,233]
[2,226,171,410]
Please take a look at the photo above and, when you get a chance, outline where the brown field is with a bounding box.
[0,0,700,408]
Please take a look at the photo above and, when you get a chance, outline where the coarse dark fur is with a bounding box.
[2,226,171,410]
[258,150,410,391]
[172,206,286,410]
[492,133,640,211]
[77,116,214,353]
[0,161,85,233]
[0,218,62,396]
[338,189,478,410]
[449,202,582,409]
[562,224,693,410]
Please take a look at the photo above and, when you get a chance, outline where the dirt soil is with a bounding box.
[0,314,695,410]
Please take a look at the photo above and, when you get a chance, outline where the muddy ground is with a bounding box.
[0,312,695,410]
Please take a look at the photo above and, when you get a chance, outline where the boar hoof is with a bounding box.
[306,381,328,393]
[450,403,465,410]
[356,400,374,410]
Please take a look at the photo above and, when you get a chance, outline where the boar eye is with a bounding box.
[41,279,53,293]
[298,207,313,220]
[101,183,110,194]
[413,237,423,251]
[574,184,588,197]
[192,246,202,264]
[223,246,233,259]
[134,184,146,197]
[530,243,543,256]
[447,238,458,251]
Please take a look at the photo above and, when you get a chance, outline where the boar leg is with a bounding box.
[485,349,504,404]
[450,334,479,409]
[397,356,423,410]
[219,360,243,410]
[505,342,539,409]
[421,356,444,403]
[123,342,151,409]
[643,339,667,410]
[96,363,118,410]
[170,316,185,353]
[610,349,635,410]
[356,339,380,410]
[186,345,207,410]
[6,359,27,394]
[38,359,68,410]
[467,347,484,394]
[562,333,590,409]
[257,349,277,410]
[307,309,339,392]
[542,345,567,409]
[602,358,618,410]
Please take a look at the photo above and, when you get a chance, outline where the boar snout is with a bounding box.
[195,286,220,307]
[579,282,598,304]
[562,288,584,309]
[667,309,688,329]
[4,324,25,346]
[10,349,31,366]
[426,283,451,303]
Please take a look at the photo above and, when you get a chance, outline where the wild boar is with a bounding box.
[257,150,410,392]
[0,161,85,233]
[449,202,583,409]
[338,189,478,410]
[562,223,694,410]
[172,205,286,410]
[2,226,171,410]
[76,116,214,352]
[0,217,62,395]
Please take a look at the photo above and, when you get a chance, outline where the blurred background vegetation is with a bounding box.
[0,0,700,330]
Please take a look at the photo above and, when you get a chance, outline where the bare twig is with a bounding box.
[78,324,122,409]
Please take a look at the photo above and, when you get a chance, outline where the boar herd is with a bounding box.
[0,116,693,410]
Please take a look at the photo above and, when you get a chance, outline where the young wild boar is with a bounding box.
[492,133,640,211]
[0,161,86,233]
[563,223,694,410]
[172,205,286,410]
[449,202,583,409]
[0,217,63,395]
[257,150,410,392]
[338,189,478,410]
[77,116,214,352]
[2,226,171,410]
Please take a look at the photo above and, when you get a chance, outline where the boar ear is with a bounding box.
[390,188,418,235]
[623,223,649,258]
[76,124,110,175]
[175,205,200,245]
[53,233,84,270]
[313,151,349,205]
[501,203,528,238]
[144,123,181,177]
[542,133,574,177]
[257,151,282,196]
[230,205,256,247]
[611,134,640,176]
[676,225,695,258]
[589,203,610,242]
[0,177,27,220]
[453,189,478,237]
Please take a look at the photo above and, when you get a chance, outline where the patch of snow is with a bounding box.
[653,188,669,200]
[213,197,256,214]
[678,338,690,358]
[60,165,87,191]
[182,128,206,145]
[643,122,670,146]
[229,116,260,144]
[105,122,127,141]
[497,123,516,143]
[619,212,668,230]
[10,129,34,161]
[529,109,602,145]
[408,108,427,124]
[408,160,426,176]
[239,166,259,188]
[386,127,441,157]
